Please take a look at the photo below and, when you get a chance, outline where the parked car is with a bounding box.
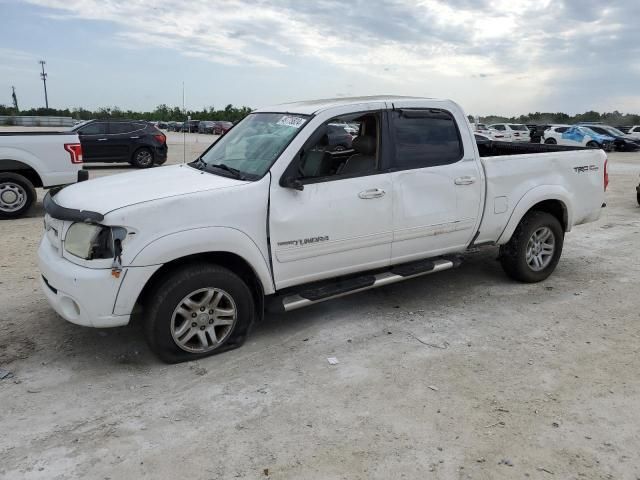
[579,124,640,151]
[543,125,614,151]
[326,123,353,151]
[214,121,233,135]
[529,124,550,144]
[39,96,608,362]
[70,120,168,168]
[0,131,86,218]
[198,121,217,134]
[157,121,168,130]
[628,126,640,140]
[170,122,184,132]
[488,123,531,142]
[182,120,200,133]
[541,125,571,144]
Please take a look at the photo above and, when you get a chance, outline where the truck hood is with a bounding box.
[54,164,246,215]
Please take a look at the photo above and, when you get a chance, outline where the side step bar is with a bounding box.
[279,258,458,312]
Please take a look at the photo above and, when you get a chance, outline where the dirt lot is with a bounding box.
[1,131,640,479]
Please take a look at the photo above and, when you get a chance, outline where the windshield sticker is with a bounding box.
[277,115,306,129]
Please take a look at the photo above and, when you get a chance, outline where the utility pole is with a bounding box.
[11,86,19,112]
[39,60,49,109]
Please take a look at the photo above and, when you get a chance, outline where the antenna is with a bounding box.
[182,81,186,164]
[39,60,49,109]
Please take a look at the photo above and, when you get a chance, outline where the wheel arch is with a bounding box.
[497,187,572,245]
[0,159,44,187]
[131,251,266,325]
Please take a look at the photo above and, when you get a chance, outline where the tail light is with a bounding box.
[604,158,609,191]
[64,143,83,164]
[153,133,166,144]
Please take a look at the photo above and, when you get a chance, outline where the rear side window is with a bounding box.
[555,127,568,133]
[492,125,506,131]
[509,124,528,131]
[109,122,135,134]
[391,110,463,170]
[79,122,107,135]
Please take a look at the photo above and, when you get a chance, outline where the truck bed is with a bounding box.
[475,146,607,245]
[477,140,591,157]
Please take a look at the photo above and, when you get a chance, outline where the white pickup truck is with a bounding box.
[0,132,85,218]
[38,96,608,362]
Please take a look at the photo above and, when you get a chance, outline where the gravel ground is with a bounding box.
[1,131,640,479]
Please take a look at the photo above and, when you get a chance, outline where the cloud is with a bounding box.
[17,0,640,113]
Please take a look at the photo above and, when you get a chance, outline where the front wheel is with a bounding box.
[499,211,564,283]
[144,264,255,363]
[0,172,37,219]
[586,141,599,148]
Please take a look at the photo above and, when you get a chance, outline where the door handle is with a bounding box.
[358,188,386,199]
[97,138,107,141]
[454,176,476,185]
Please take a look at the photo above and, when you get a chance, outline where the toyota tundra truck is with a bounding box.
[38,96,608,362]
[0,131,85,218]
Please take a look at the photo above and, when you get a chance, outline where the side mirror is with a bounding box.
[282,176,304,191]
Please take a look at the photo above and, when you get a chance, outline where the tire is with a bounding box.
[637,190,640,206]
[544,138,557,145]
[144,264,255,363]
[0,172,37,219]
[586,141,599,148]
[131,148,154,168]
[499,211,564,283]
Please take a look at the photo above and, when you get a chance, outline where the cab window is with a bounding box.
[296,112,380,181]
[390,109,463,170]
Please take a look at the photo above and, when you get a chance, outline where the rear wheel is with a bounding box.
[0,172,36,219]
[499,211,564,283]
[144,264,255,363]
[544,138,557,145]
[131,148,154,168]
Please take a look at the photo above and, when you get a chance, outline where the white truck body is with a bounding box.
[0,132,84,218]
[37,96,607,361]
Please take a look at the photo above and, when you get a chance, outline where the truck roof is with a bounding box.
[255,95,432,115]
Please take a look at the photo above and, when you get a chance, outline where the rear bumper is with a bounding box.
[153,144,168,165]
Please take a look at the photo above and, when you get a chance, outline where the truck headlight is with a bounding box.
[64,223,126,260]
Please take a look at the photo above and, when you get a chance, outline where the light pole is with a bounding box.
[39,60,49,109]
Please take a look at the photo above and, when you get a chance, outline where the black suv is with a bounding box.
[71,120,168,168]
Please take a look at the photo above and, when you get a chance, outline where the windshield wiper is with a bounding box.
[209,163,246,180]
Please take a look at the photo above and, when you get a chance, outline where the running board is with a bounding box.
[279,258,457,312]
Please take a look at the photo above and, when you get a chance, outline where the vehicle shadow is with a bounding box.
[40,248,508,371]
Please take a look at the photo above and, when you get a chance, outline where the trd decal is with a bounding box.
[574,165,599,173]
[277,236,329,247]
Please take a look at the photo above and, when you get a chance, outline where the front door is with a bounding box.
[269,110,393,289]
[388,106,483,263]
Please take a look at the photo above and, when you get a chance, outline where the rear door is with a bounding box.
[77,122,109,161]
[387,104,483,263]
[108,122,146,162]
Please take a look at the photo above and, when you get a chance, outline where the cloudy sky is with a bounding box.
[1,0,639,116]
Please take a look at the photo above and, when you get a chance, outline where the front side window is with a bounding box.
[78,122,107,135]
[391,110,463,170]
[296,112,380,181]
[198,113,309,179]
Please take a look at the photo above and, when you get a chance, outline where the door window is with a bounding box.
[390,110,463,170]
[79,122,108,135]
[296,112,380,181]
[109,122,135,134]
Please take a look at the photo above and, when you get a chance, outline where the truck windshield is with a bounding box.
[197,113,310,179]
